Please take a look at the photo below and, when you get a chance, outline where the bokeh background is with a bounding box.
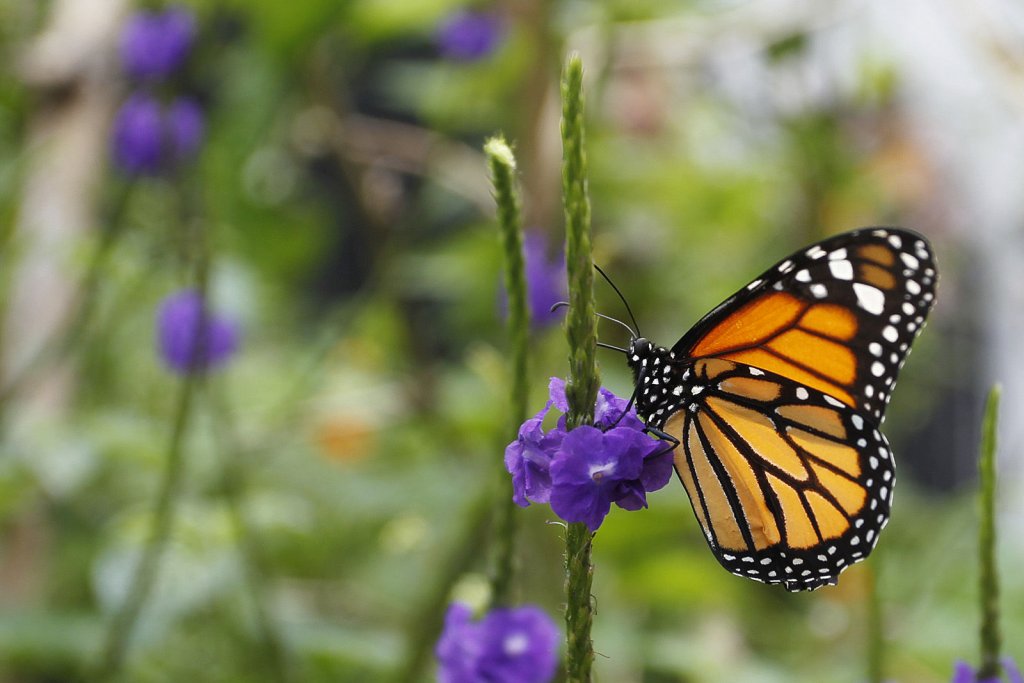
[1,0,1023,681]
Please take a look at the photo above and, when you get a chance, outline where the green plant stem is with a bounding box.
[978,384,1002,680]
[485,136,528,608]
[208,383,293,683]
[561,55,598,430]
[94,340,203,680]
[95,190,208,680]
[560,52,597,683]
[865,558,883,683]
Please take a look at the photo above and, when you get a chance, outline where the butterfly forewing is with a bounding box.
[671,228,937,423]
[660,358,893,591]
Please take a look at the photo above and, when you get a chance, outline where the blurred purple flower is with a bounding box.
[112,94,164,175]
[436,10,503,61]
[157,289,239,374]
[120,6,196,80]
[499,231,567,330]
[111,95,205,176]
[166,97,205,160]
[436,603,559,683]
[952,659,1023,683]
[505,378,671,530]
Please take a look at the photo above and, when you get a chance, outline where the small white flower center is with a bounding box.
[503,632,530,656]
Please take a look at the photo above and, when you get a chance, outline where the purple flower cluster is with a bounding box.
[120,6,195,80]
[112,6,204,177]
[505,378,672,531]
[436,10,504,61]
[436,603,558,683]
[113,95,205,175]
[157,290,239,374]
[952,659,1023,683]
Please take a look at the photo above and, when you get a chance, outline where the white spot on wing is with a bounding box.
[810,283,828,298]
[853,283,885,315]
[829,260,854,280]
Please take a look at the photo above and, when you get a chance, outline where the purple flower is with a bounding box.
[157,289,239,374]
[112,94,164,175]
[549,424,668,531]
[953,659,1023,683]
[498,231,567,331]
[524,232,567,329]
[111,95,205,176]
[166,97,205,160]
[120,6,196,80]
[548,377,644,432]
[436,10,503,61]
[504,378,672,530]
[505,401,563,506]
[436,603,559,683]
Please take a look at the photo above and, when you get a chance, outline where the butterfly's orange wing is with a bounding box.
[662,358,892,590]
[632,227,936,590]
[672,228,936,423]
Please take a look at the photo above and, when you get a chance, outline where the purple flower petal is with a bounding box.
[478,606,560,683]
[950,660,1021,683]
[436,10,504,62]
[1006,658,1024,683]
[523,232,567,328]
[548,377,569,413]
[156,289,239,374]
[639,442,674,494]
[497,231,567,331]
[436,603,482,683]
[549,426,645,531]
[612,479,648,511]
[436,603,559,683]
[112,94,164,176]
[594,385,644,431]
[505,402,561,506]
[120,6,196,80]
[166,97,205,161]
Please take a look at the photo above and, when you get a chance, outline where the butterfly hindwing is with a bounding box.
[660,358,893,591]
[671,228,937,423]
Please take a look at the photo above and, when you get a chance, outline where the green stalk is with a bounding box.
[94,184,209,680]
[208,383,293,683]
[485,136,528,608]
[560,52,597,683]
[978,384,1002,680]
[94,309,204,679]
[865,557,883,683]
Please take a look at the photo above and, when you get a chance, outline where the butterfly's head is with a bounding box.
[626,337,655,378]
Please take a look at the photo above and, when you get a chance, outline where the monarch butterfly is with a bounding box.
[620,227,936,591]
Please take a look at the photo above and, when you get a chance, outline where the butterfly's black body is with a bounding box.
[620,227,936,591]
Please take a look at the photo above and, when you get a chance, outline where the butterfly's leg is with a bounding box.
[644,426,679,458]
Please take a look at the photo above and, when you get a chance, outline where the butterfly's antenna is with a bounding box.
[594,264,641,338]
[597,342,627,354]
[550,302,636,339]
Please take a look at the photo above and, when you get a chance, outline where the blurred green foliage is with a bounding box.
[0,1,1014,682]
